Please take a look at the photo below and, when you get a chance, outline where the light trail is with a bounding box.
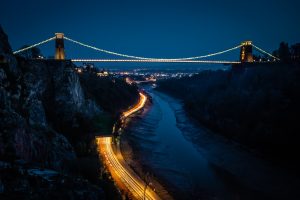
[97,93,161,200]
[123,92,147,118]
[97,137,160,200]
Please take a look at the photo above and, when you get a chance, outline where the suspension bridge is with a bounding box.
[13,33,280,64]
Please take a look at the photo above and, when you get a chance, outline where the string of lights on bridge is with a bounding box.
[13,37,56,54]
[251,44,279,60]
[64,36,243,61]
[12,34,280,63]
[70,59,241,64]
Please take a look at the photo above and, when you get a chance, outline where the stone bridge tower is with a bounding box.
[240,41,253,63]
[55,33,65,60]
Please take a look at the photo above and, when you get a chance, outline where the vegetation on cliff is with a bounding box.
[79,71,139,115]
[157,61,300,168]
[0,25,139,199]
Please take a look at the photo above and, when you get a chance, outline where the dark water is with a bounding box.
[123,87,300,199]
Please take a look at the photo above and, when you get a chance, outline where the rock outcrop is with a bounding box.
[20,59,101,130]
[0,26,105,199]
[0,25,101,170]
[0,26,19,77]
[0,161,105,200]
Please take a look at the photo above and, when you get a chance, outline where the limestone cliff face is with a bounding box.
[0,26,101,170]
[21,59,101,128]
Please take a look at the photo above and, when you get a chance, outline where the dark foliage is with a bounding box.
[79,72,139,115]
[158,63,300,167]
[17,46,42,59]
[273,42,300,63]
[1,26,125,200]
[0,166,106,200]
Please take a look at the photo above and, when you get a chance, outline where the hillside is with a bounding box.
[157,63,300,168]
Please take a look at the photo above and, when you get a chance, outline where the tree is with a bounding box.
[18,45,42,59]
[31,46,41,58]
[278,42,291,62]
[272,50,279,58]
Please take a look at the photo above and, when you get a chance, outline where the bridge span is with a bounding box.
[71,59,241,64]
[13,33,280,64]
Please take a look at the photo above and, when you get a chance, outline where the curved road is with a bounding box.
[96,92,161,200]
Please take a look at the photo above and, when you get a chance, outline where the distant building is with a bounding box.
[97,71,109,77]
[74,67,83,73]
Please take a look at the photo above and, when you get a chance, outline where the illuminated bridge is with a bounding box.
[13,33,279,64]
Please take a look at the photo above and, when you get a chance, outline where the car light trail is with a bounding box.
[97,93,161,200]
[123,92,147,118]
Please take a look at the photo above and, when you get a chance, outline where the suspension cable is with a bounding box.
[13,36,56,54]
[64,36,241,61]
[70,59,241,64]
[12,34,280,62]
[252,44,280,60]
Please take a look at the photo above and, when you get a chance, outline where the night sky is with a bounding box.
[1,0,299,61]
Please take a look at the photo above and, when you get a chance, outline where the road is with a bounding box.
[96,92,161,200]
[123,92,147,118]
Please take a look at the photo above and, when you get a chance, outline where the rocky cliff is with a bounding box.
[0,26,101,170]
[0,25,108,199]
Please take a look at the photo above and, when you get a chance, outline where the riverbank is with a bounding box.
[120,98,175,199]
[157,63,300,170]
[120,89,218,199]
[121,87,300,199]
[96,92,167,200]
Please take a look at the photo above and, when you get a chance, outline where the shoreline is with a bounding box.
[157,90,300,199]
[120,99,176,200]
[96,92,166,200]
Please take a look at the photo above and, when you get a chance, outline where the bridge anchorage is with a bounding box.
[13,33,280,64]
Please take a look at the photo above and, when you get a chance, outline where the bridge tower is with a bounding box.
[55,33,65,60]
[240,41,253,63]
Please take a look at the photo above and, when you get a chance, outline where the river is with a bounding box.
[121,86,300,200]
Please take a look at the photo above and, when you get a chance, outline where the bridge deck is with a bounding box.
[71,59,241,64]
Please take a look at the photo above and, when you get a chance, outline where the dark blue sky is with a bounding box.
[1,0,299,61]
